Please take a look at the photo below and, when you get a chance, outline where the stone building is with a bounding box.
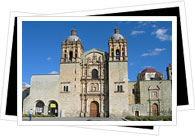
[23,28,172,118]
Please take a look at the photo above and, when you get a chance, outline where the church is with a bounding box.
[23,27,172,118]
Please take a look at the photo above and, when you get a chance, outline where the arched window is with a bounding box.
[111,48,114,57]
[92,69,98,79]
[35,100,45,115]
[69,51,73,61]
[75,49,78,58]
[116,49,120,60]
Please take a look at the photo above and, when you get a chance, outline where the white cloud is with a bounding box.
[130,62,134,66]
[152,24,157,28]
[141,48,166,57]
[48,71,58,74]
[47,57,52,61]
[131,30,145,35]
[152,28,172,41]
[137,21,158,29]
[154,48,166,52]
[23,82,30,87]
[142,65,152,69]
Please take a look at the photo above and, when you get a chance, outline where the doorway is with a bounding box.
[48,101,58,116]
[152,103,158,116]
[90,101,99,117]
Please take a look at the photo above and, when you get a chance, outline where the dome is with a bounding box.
[111,27,124,40]
[141,68,163,76]
[66,29,80,42]
[112,33,124,40]
[67,35,79,42]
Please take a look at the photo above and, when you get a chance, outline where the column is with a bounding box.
[67,48,69,62]
[73,45,75,62]
[80,96,85,117]
[124,44,128,61]
[100,97,104,117]
[120,44,123,61]
[60,47,65,63]
[113,47,116,61]
[85,97,89,117]
[78,45,81,61]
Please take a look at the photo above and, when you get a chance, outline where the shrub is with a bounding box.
[125,116,172,121]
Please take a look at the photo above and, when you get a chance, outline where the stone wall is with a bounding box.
[23,75,59,115]
[138,80,172,116]
[59,63,81,117]
[108,62,129,117]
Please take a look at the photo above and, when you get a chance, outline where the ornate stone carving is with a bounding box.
[92,54,97,63]
[90,83,99,92]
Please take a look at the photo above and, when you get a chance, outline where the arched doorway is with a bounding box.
[48,101,58,116]
[135,111,139,117]
[35,100,45,115]
[152,103,158,116]
[90,101,99,117]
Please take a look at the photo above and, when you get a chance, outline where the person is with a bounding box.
[29,109,33,121]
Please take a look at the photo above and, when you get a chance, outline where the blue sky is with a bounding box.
[22,21,172,87]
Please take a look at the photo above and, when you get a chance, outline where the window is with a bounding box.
[64,86,69,92]
[111,48,114,57]
[92,69,98,79]
[69,51,73,61]
[132,89,135,94]
[150,77,154,80]
[117,85,123,92]
[75,49,78,58]
[116,49,120,60]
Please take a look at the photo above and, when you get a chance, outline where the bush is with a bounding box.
[125,116,172,121]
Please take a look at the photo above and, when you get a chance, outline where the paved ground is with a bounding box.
[23,117,124,121]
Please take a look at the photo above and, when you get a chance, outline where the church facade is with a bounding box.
[23,28,172,118]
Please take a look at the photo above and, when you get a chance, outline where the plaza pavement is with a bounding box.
[23,117,125,121]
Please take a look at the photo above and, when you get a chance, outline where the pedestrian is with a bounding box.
[29,109,33,121]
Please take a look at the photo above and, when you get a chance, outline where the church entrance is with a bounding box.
[135,111,139,117]
[152,103,158,116]
[48,101,58,117]
[90,101,99,117]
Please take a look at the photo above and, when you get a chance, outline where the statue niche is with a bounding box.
[90,83,99,92]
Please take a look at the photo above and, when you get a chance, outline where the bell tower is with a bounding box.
[108,27,129,117]
[166,64,172,80]
[60,29,83,63]
[108,27,128,62]
[59,29,83,117]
